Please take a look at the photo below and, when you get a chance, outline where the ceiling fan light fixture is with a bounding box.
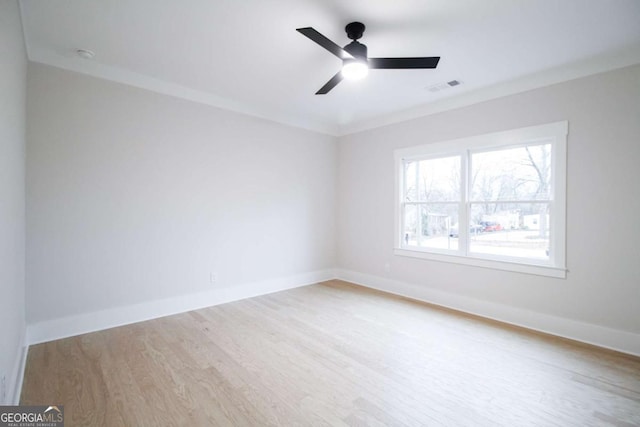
[341,59,368,80]
[297,22,440,94]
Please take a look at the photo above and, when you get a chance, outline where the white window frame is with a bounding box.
[394,121,568,278]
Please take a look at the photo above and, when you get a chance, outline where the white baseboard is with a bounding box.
[11,345,27,405]
[26,269,336,346]
[7,327,27,405]
[22,266,638,385]
[336,269,640,357]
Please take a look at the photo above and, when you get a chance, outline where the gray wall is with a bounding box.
[0,0,27,404]
[26,63,337,323]
[338,65,640,337]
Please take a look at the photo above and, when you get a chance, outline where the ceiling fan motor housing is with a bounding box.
[344,22,368,64]
[344,41,367,60]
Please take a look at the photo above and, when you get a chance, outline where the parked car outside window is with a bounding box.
[480,221,502,232]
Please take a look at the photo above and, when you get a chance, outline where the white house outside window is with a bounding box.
[394,121,568,278]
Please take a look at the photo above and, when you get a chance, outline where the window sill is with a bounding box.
[394,248,567,278]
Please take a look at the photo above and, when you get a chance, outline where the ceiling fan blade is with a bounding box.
[369,57,440,69]
[296,27,353,59]
[316,72,343,95]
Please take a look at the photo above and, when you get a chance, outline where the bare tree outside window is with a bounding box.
[402,143,553,260]
[396,121,567,276]
[403,156,460,250]
[469,143,552,259]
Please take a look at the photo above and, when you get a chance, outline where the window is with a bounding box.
[394,122,567,278]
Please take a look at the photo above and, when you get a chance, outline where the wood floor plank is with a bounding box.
[20,280,640,426]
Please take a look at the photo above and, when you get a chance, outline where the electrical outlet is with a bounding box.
[209,272,218,284]
[1,374,6,403]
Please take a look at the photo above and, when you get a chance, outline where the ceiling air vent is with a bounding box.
[426,80,463,93]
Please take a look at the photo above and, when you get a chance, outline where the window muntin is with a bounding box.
[395,122,567,278]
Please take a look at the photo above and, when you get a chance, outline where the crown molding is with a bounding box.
[27,46,339,136]
[26,42,640,138]
[337,43,640,136]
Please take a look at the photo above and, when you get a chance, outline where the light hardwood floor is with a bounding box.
[21,280,640,426]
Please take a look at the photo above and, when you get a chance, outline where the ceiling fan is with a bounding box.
[296,22,440,95]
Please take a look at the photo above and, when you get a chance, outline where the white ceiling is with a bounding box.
[19,0,640,135]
